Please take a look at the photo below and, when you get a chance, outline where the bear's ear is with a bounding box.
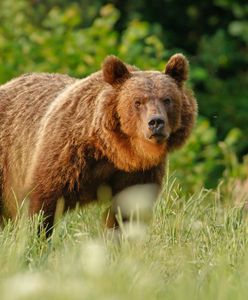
[165,54,189,86]
[102,55,131,85]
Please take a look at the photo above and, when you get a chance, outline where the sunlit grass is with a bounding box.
[0,177,248,300]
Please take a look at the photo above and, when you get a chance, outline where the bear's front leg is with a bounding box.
[105,163,165,228]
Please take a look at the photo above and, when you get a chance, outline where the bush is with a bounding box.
[170,117,248,192]
[0,1,166,82]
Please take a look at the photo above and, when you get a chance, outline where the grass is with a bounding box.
[0,176,248,300]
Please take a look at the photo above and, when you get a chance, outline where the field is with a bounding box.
[0,173,248,300]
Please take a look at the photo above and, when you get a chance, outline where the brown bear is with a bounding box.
[0,54,197,231]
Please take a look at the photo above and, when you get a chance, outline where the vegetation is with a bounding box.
[1,178,248,300]
[0,1,248,299]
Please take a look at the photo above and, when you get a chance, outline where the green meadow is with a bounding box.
[1,174,248,300]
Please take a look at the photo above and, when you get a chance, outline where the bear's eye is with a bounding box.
[135,101,141,108]
[163,97,172,106]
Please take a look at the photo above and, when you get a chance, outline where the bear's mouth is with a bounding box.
[149,133,167,144]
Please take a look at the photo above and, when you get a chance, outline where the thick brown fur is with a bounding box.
[0,54,197,230]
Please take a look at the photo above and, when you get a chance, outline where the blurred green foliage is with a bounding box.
[0,1,165,80]
[170,118,248,192]
[0,0,247,189]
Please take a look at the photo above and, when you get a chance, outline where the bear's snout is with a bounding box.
[147,115,168,143]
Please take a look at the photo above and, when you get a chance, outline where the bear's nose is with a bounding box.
[148,116,165,132]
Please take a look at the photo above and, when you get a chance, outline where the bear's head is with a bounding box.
[100,54,197,170]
